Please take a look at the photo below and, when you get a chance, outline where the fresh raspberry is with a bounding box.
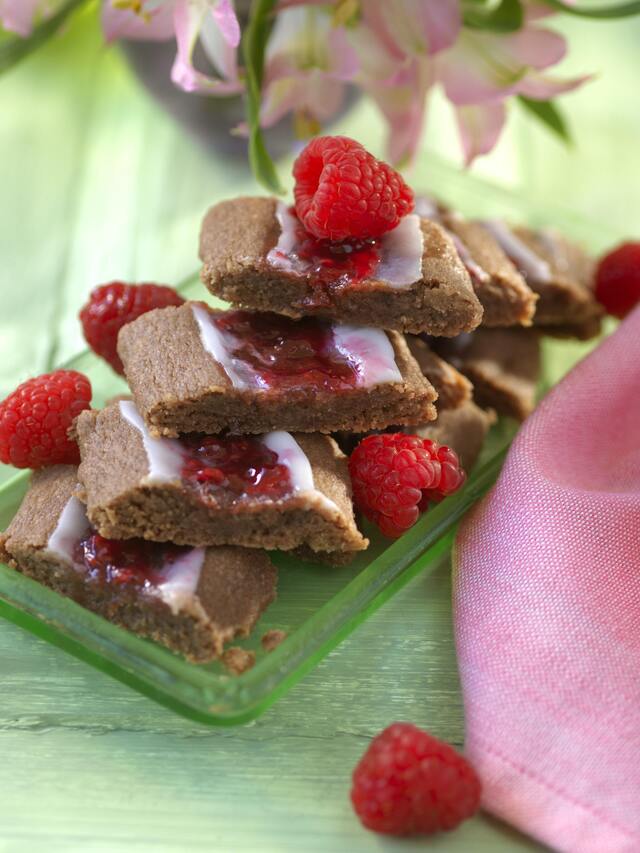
[351,723,481,836]
[0,370,92,469]
[293,136,414,242]
[79,282,184,374]
[349,433,466,538]
[595,241,640,318]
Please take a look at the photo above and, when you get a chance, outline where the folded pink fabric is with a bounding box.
[453,306,640,853]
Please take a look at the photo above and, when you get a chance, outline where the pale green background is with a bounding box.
[0,8,639,851]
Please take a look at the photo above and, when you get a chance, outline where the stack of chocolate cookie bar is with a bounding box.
[1,179,602,665]
[198,192,601,458]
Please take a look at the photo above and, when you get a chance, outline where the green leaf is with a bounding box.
[464,0,524,32]
[242,0,284,194]
[540,0,640,17]
[518,96,572,145]
[0,0,90,74]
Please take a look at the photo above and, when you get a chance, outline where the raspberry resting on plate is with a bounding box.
[351,722,481,835]
[0,370,92,468]
[79,282,184,375]
[595,241,640,319]
[293,136,414,242]
[349,433,466,539]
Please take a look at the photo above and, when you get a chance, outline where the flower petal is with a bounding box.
[454,101,506,166]
[438,25,569,106]
[211,0,239,46]
[171,0,243,95]
[516,71,592,99]
[361,0,460,59]
[260,6,358,126]
[101,1,176,43]
[1,0,43,36]
[364,58,433,164]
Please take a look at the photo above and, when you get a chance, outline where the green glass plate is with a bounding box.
[0,243,606,725]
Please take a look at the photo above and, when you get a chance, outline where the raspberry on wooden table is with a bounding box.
[351,723,481,836]
[0,370,92,468]
[348,433,466,538]
[79,282,184,374]
[293,136,414,242]
[595,241,640,318]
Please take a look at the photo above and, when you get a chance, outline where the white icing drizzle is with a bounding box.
[449,233,490,286]
[332,325,402,386]
[261,431,315,492]
[191,303,256,390]
[261,431,341,514]
[192,305,402,391]
[268,204,300,270]
[45,495,91,565]
[267,201,423,289]
[482,219,552,284]
[119,400,184,483]
[156,548,205,615]
[375,214,424,288]
[414,196,490,285]
[534,228,568,273]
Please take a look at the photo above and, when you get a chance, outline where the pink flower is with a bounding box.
[260,6,358,129]
[0,0,55,36]
[436,15,590,164]
[345,0,460,164]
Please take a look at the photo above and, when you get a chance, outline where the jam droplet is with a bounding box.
[180,434,294,504]
[73,532,189,589]
[214,311,360,392]
[272,209,382,307]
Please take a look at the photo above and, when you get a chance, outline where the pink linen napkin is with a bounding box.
[453,306,640,853]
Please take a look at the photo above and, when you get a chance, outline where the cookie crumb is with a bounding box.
[261,629,287,652]
[222,647,256,675]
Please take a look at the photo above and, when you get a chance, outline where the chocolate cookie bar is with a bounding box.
[429,328,541,422]
[198,197,483,336]
[404,335,472,410]
[415,197,537,328]
[479,221,603,334]
[416,400,495,471]
[75,401,367,558]
[118,302,438,437]
[0,466,277,662]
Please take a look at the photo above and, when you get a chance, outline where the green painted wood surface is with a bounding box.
[1,9,639,851]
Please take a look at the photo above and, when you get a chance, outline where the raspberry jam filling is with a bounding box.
[272,207,382,287]
[46,495,205,612]
[180,434,294,504]
[267,203,423,301]
[192,306,403,392]
[212,310,359,392]
[73,532,190,590]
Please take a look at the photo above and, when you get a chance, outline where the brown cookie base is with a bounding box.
[118,301,438,437]
[405,335,472,411]
[416,401,496,471]
[443,215,538,327]
[198,197,483,336]
[0,466,277,663]
[510,226,603,332]
[430,328,541,422]
[75,403,367,557]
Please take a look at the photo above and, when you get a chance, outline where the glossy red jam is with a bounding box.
[214,311,360,392]
[74,532,189,589]
[181,434,293,504]
[271,209,382,307]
